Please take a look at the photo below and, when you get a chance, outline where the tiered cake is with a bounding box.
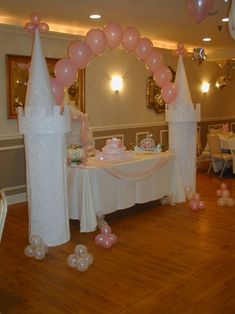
[96,137,133,161]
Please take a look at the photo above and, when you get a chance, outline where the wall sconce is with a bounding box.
[201,82,210,94]
[111,76,123,92]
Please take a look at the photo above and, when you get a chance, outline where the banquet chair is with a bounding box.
[196,132,210,169]
[0,189,8,243]
[207,134,233,178]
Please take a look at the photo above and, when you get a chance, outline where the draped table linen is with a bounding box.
[67,151,185,232]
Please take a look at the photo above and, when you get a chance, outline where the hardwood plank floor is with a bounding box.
[0,171,235,314]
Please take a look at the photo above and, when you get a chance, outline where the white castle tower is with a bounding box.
[18,29,71,246]
[165,55,200,192]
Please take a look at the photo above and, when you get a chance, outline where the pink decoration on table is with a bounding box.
[24,12,49,34]
[95,225,117,249]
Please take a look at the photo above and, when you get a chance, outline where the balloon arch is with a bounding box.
[50,22,179,106]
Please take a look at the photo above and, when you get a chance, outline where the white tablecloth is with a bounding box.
[67,151,185,232]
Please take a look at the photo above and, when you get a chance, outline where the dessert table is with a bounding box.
[67,151,185,232]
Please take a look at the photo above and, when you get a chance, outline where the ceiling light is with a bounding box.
[222,17,229,22]
[89,14,101,19]
[202,37,211,42]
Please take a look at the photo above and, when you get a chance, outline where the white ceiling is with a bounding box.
[0,0,234,60]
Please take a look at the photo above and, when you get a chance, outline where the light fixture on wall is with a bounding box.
[201,82,210,94]
[111,76,123,92]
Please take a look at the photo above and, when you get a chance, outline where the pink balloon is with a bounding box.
[30,12,41,24]
[101,225,111,235]
[55,58,77,87]
[121,26,140,51]
[145,50,165,73]
[24,22,36,33]
[186,0,214,24]
[39,22,49,33]
[68,40,92,69]
[109,234,117,244]
[161,82,178,104]
[215,189,222,197]
[220,182,228,190]
[51,78,64,105]
[135,37,153,61]
[103,22,123,48]
[85,29,107,56]
[192,192,201,201]
[102,235,113,248]
[198,200,206,210]
[190,200,199,211]
[154,66,173,88]
[95,234,104,245]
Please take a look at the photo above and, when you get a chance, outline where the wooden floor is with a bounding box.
[1,170,235,314]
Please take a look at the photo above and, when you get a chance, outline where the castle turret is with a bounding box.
[18,29,71,246]
[165,55,200,192]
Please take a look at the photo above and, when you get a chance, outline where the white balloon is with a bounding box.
[30,235,43,247]
[34,248,46,260]
[67,254,78,267]
[226,197,235,207]
[83,253,94,266]
[74,244,87,257]
[24,245,35,257]
[217,197,226,207]
[76,257,89,272]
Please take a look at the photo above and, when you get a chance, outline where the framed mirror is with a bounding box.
[6,54,85,119]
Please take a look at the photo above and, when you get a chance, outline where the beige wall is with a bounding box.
[0,24,235,201]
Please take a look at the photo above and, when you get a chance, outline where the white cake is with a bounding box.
[97,138,133,161]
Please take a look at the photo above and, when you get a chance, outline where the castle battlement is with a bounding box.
[165,103,200,122]
[18,105,71,135]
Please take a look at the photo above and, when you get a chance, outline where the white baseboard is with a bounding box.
[7,192,27,205]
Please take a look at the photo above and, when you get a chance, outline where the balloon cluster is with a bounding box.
[24,12,49,34]
[24,235,48,260]
[186,0,214,24]
[160,194,177,206]
[174,43,188,57]
[192,48,206,65]
[95,225,118,249]
[185,186,206,211]
[67,244,93,272]
[189,192,206,211]
[48,22,178,106]
[216,182,235,207]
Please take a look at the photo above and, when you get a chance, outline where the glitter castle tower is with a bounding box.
[165,55,201,192]
[18,29,71,246]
